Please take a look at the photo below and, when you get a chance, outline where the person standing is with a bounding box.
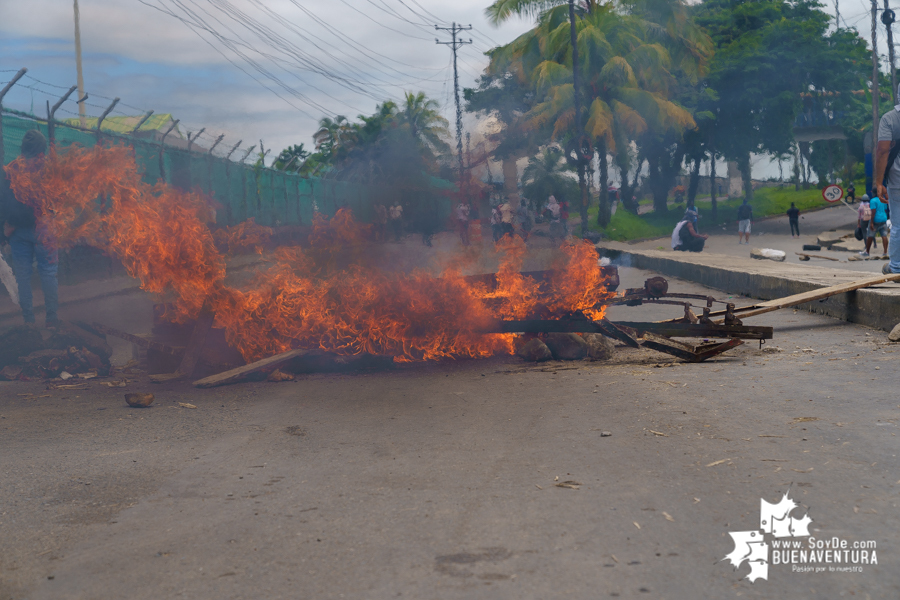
[847,182,856,203]
[517,198,533,241]
[874,88,900,274]
[374,203,388,242]
[455,201,470,246]
[786,202,800,237]
[737,199,753,244]
[389,201,403,242]
[499,197,515,238]
[490,205,502,243]
[858,195,873,257]
[545,195,563,243]
[868,194,890,257]
[559,199,570,235]
[0,130,59,327]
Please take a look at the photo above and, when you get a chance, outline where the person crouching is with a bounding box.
[672,210,708,252]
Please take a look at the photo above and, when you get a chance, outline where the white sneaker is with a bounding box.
[859,251,869,257]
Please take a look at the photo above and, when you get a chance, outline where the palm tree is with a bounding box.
[398,92,451,159]
[313,115,352,155]
[487,0,711,222]
[273,144,310,173]
[486,0,599,25]
[522,146,578,207]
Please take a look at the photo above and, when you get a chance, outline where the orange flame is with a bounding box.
[5,144,615,362]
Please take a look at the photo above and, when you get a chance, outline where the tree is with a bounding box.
[693,0,869,200]
[521,146,579,206]
[486,0,709,220]
[273,144,310,173]
[398,92,452,159]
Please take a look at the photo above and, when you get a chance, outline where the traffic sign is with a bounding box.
[822,185,844,203]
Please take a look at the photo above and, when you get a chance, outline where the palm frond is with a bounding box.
[485,0,565,25]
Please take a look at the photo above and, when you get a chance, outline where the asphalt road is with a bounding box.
[1,268,898,600]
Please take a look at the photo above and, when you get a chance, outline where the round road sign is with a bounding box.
[822,184,843,203]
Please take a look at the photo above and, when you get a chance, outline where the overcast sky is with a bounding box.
[0,0,533,161]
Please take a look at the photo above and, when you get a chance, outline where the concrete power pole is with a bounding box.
[882,1,897,105]
[872,0,881,156]
[435,23,472,187]
[74,0,87,128]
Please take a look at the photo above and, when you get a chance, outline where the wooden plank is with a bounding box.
[614,321,773,340]
[691,338,743,362]
[193,349,307,388]
[796,252,839,262]
[596,319,641,348]
[711,272,900,322]
[657,272,900,324]
[177,309,215,378]
[639,333,699,362]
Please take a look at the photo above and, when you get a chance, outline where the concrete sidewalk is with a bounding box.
[624,204,890,273]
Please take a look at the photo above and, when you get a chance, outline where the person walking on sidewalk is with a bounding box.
[737,199,753,244]
[874,87,900,274]
[787,203,800,237]
[858,195,873,257]
[868,194,890,257]
[0,130,59,327]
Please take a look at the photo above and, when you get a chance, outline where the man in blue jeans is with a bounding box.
[0,129,59,326]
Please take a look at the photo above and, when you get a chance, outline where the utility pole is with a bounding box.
[873,0,881,143]
[74,0,87,128]
[835,0,841,29]
[436,22,472,187]
[883,1,897,104]
[568,0,590,237]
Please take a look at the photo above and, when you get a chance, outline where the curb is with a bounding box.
[596,246,900,332]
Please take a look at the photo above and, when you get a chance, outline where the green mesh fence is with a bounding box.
[1,110,453,229]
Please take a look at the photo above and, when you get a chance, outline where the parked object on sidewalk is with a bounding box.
[750,248,786,262]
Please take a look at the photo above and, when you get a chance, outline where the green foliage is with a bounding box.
[521,147,580,206]
[694,0,869,161]
[587,185,831,240]
[273,144,310,173]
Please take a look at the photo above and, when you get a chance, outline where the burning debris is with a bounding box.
[5,143,616,368]
[11,143,892,385]
[0,322,112,381]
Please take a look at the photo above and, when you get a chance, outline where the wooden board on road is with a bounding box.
[710,272,900,322]
[193,349,307,388]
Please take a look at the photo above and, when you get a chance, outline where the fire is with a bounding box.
[5,144,615,362]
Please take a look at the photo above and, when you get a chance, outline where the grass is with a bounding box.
[585,183,846,242]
